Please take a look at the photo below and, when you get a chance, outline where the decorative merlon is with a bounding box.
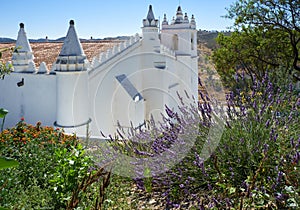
[28,61,36,73]
[90,35,141,69]
[38,62,48,74]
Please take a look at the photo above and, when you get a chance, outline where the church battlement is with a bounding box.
[90,34,141,70]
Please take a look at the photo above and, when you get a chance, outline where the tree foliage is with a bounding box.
[212,0,300,88]
[0,48,13,79]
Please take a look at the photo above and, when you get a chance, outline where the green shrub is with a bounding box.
[0,120,109,209]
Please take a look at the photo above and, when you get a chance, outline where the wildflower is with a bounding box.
[241,95,246,104]
[256,92,263,96]
[20,117,25,121]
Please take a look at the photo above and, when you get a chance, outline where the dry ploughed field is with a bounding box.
[0,41,118,70]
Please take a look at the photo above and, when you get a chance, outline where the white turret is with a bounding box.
[160,6,198,101]
[140,5,168,122]
[12,23,36,72]
[141,5,160,52]
[54,20,90,134]
[55,20,88,71]
[161,6,197,57]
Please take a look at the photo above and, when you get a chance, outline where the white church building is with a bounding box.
[0,5,198,138]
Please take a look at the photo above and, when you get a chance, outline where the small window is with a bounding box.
[172,34,178,51]
[191,33,194,50]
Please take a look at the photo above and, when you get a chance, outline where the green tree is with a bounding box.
[212,0,300,89]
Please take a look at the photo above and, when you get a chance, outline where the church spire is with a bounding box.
[55,20,88,71]
[143,5,158,27]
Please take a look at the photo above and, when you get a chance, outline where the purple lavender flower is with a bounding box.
[293,152,300,164]
[172,203,180,208]
[268,93,272,100]
[234,73,239,82]
[276,171,283,183]
[288,83,293,92]
[208,183,212,191]
[225,197,231,207]
[274,133,278,142]
[276,98,281,104]
[253,100,257,109]
[265,119,270,127]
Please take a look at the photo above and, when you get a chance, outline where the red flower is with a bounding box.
[20,117,25,121]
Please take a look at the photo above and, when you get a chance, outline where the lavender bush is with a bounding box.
[99,71,299,209]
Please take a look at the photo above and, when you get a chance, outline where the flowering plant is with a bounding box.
[0,120,110,209]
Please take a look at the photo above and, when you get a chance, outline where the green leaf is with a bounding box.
[229,187,236,194]
[216,182,226,189]
[0,108,8,118]
[0,157,19,170]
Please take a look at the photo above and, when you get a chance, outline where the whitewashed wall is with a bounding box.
[0,73,56,128]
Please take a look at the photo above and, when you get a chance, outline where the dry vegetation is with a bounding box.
[198,43,226,102]
[0,41,118,70]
